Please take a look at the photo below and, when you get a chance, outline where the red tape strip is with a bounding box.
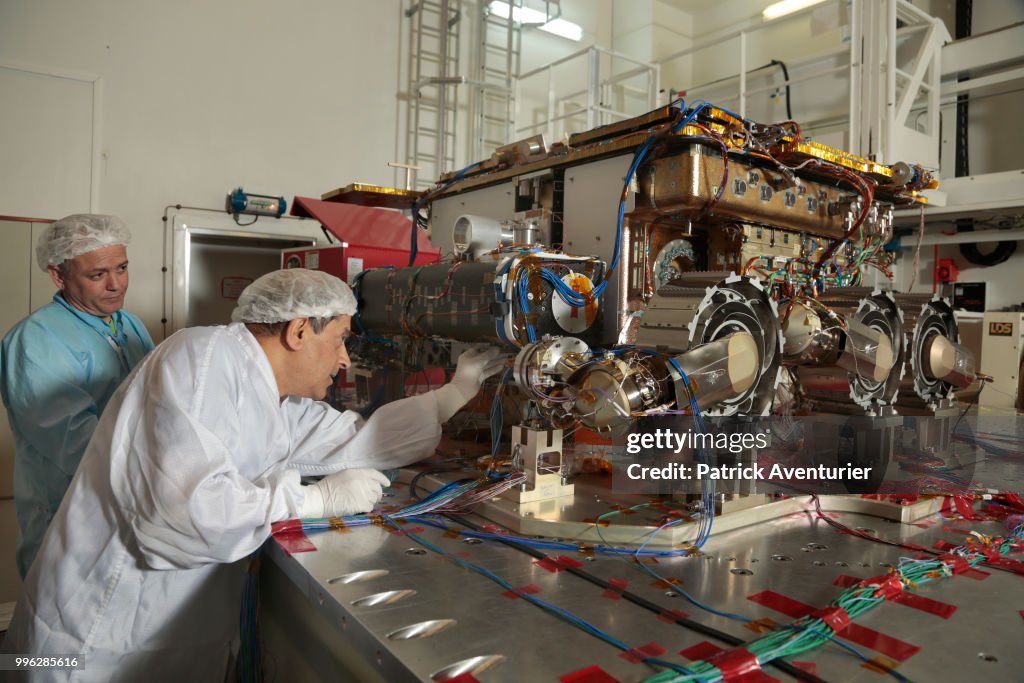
[746,590,813,618]
[890,592,957,619]
[936,554,972,575]
[535,555,585,573]
[810,606,851,633]
[559,665,620,683]
[963,567,991,580]
[657,608,690,624]
[953,495,985,520]
[843,624,920,662]
[836,574,956,618]
[501,583,541,600]
[706,647,775,682]
[984,557,1024,575]
[858,574,904,600]
[892,593,954,618]
[833,575,858,588]
[270,520,317,554]
[602,578,628,600]
[557,555,584,570]
[441,674,480,683]
[749,588,921,662]
[679,641,723,661]
[618,642,666,664]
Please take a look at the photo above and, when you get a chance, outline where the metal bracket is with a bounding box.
[505,425,575,503]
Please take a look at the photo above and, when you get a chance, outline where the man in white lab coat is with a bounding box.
[1,268,504,682]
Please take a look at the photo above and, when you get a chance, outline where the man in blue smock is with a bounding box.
[0,214,154,577]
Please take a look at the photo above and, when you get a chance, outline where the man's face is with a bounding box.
[298,315,352,400]
[49,245,129,321]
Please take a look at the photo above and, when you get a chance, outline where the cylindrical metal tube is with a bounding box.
[835,317,896,384]
[922,334,976,389]
[355,255,605,346]
[356,262,501,342]
[896,296,965,404]
[672,331,759,410]
[782,304,894,385]
[452,215,513,256]
[782,302,843,365]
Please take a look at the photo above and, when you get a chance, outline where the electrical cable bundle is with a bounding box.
[644,521,1024,683]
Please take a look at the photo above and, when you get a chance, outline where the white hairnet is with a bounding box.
[36,214,132,271]
[231,268,357,324]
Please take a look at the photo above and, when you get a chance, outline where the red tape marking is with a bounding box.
[657,608,690,624]
[271,519,303,535]
[679,641,724,661]
[936,554,972,575]
[602,578,628,600]
[859,574,904,600]
[963,567,990,580]
[559,665,620,683]
[748,589,920,662]
[843,624,920,662]
[618,642,666,664]
[889,591,957,618]
[501,583,541,600]
[953,495,985,520]
[984,557,1024,575]
[834,575,956,618]
[441,674,480,683]
[536,555,585,572]
[534,557,561,572]
[556,555,584,569]
[270,520,317,554]
[706,648,776,682]
[810,606,851,633]
[746,590,814,618]
[934,547,995,579]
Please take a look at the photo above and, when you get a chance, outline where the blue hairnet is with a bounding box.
[36,214,131,271]
[231,268,357,323]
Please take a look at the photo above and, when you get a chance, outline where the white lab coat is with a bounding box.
[1,323,443,682]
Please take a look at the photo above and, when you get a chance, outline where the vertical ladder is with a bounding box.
[406,0,462,188]
[470,2,521,162]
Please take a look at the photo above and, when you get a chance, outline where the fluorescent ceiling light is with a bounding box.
[762,0,827,20]
[488,1,583,41]
[540,18,583,41]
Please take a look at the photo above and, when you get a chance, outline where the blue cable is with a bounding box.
[382,516,696,676]
[409,160,485,266]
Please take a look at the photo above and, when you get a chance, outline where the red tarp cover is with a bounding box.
[291,196,436,253]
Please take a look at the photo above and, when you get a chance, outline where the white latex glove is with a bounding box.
[299,468,391,518]
[434,346,508,422]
